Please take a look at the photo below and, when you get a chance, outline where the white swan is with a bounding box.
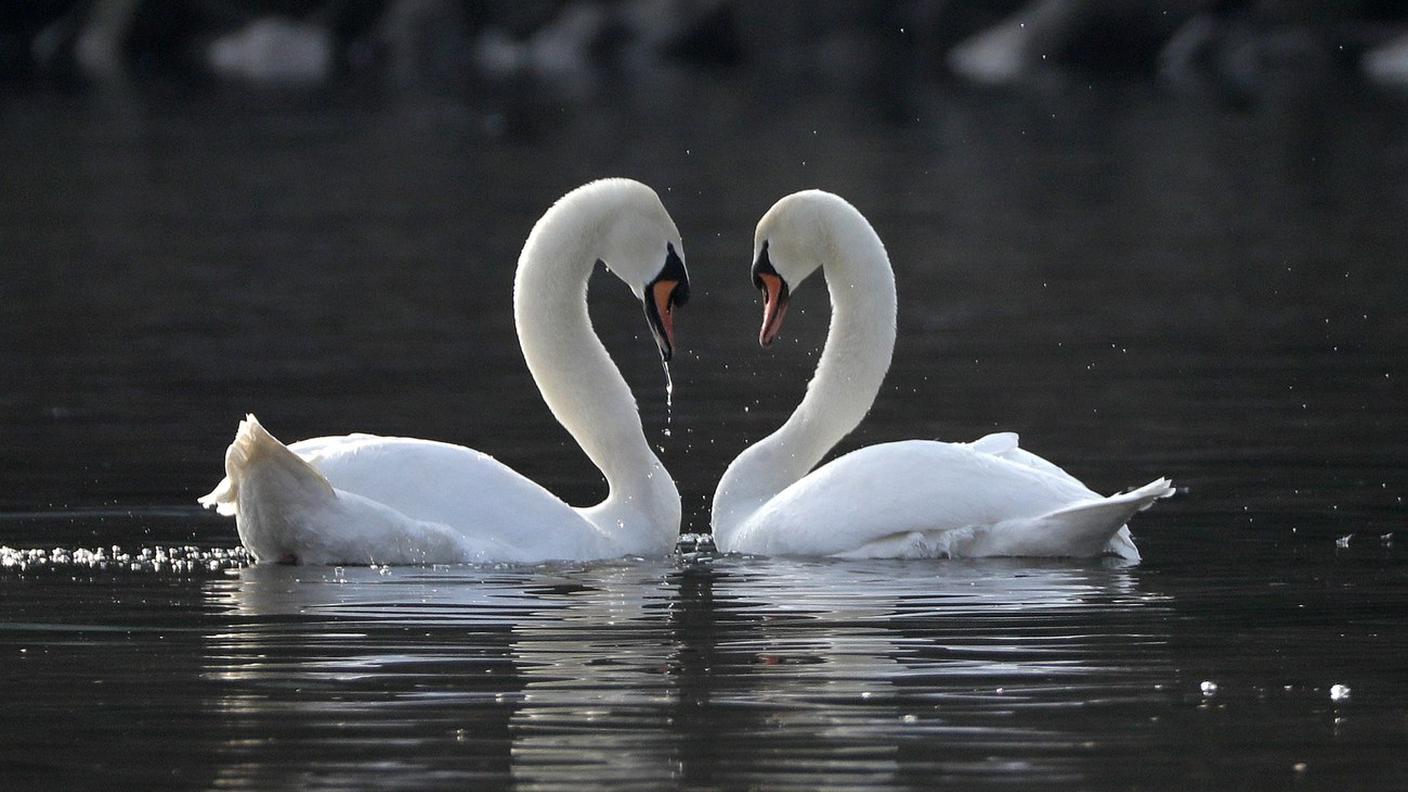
[200,178,690,565]
[711,190,1172,560]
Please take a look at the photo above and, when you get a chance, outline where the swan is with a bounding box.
[711,190,1172,560]
[200,178,690,565]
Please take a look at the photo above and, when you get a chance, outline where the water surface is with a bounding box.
[1,72,1406,789]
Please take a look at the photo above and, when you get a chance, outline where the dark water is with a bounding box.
[2,70,1407,789]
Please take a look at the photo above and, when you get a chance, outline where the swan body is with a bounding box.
[201,179,690,565]
[711,190,1171,560]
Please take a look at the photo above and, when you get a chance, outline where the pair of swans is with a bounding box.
[201,179,1171,565]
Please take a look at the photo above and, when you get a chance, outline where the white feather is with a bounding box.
[712,191,1172,560]
[200,179,685,565]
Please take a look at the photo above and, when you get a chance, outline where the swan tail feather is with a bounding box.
[199,413,336,519]
[202,414,340,563]
[1105,526,1141,562]
[956,477,1173,558]
[197,476,237,516]
[1125,477,1176,510]
[1035,477,1172,557]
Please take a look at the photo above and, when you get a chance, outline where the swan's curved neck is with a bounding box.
[513,195,679,551]
[712,212,896,543]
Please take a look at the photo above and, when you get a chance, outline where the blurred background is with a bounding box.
[5,1,1408,94]
[1,0,1406,542]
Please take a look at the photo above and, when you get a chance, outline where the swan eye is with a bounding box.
[751,240,781,295]
[752,241,791,347]
[643,243,690,362]
[663,243,690,307]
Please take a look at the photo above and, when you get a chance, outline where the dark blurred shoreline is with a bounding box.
[6,1,1408,106]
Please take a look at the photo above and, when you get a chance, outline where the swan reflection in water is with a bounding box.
[200,556,1173,788]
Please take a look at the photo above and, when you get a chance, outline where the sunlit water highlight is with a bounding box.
[4,540,1405,790]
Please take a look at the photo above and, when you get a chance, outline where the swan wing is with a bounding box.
[963,432,1140,558]
[966,432,1094,492]
[734,439,1159,559]
[286,434,608,559]
[201,419,610,563]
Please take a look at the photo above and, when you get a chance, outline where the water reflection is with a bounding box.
[201,557,1173,788]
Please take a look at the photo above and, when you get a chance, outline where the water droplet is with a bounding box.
[661,359,674,441]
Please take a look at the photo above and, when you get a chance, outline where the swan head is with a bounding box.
[750,190,846,346]
[594,182,691,362]
[638,242,690,363]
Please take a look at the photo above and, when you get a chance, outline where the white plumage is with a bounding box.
[711,190,1172,560]
[201,179,688,565]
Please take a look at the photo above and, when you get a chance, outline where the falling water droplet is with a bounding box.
[662,360,674,440]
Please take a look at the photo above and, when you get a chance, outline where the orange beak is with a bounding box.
[758,272,790,347]
[650,278,680,359]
